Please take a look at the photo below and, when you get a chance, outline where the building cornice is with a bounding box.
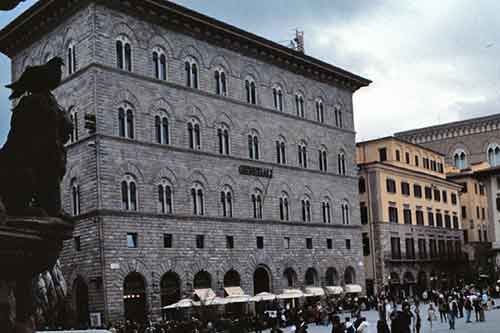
[0,0,371,92]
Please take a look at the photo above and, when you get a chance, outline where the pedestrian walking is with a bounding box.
[415,307,421,333]
[447,298,457,331]
[428,303,436,331]
[464,297,472,323]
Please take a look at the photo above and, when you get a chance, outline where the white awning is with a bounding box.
[194,288,216,301]
[250,292,276,302]
[277,289,304,299]
[304,287,325,297]
[224,286,245,297]
[325,286,344,295]
[204,297,227,306]
[344,284,362,293]
[225,295,251,304]
[163,298,200,309]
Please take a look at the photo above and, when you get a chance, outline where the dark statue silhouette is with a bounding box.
[0,56,74,333]
[0,0,25,11]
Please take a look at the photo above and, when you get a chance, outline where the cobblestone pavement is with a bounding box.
[265,301,500,332]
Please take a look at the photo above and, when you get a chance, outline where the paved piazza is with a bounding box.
[265,300,500,333]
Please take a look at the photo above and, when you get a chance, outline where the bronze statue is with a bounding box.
[0,0,25,11]
[0,56,72,217]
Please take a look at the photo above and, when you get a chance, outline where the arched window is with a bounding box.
[187,118,201,150]
[283,268,297,288]
[316,99,324,123]
[116,36,132,71]
[334,106,343,128]
[214,68,227,96]
[220,186,233,217]
[344,267,356,284]
[251,189,263,219]
[121,174,137,211]
[154,114,169,144]
[184,58,199,89]
[158,179,173,214]
[191,183,204,216]
[305,268,318,286]
[67,41,77,75]
[325,268,338,286]
[217,124,230,155]
[279,192,289,221]
[341,201,350,225]
[301,196,311,222]
[276,137,286,164]
[248,131,260,160]
[272,86,284,111]
[338,150,346,175]
[322,198,331,224]
[319,147,328,172]
[453,149,467,169]
[298,141,307,168]
[245,77,257,104]
[71,178,80,216]
[118,105,134,139]
[358,177,366,193]
[295,93,305,118]
[487,144,500,167]
[69,106,78,143]
[152,48,167,80]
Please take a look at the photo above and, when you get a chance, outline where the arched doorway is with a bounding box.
[123,272,147,324]
[305,268,319,286]
[73,276,89,328]
[160,271,181,308]
[403,272,415,297]
[224,269,241,287]
[325,267,338,285]
[193,270,212,289]
[344,266,356,284]
[253,266,271,294]
[283,268,298,288]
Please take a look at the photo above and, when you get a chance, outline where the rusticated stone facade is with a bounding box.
[0,0,370,325]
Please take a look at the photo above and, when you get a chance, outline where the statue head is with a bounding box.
[47,57,64,67]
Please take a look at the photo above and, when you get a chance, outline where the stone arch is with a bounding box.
[223,269,241,287]
[269,73,290,93]
[187,170,210,190]
[253,264,273,294]
[214,111,234,129]
[38,39,58,63]
[209,54,234,75]
[325,267,339,286]
[113,258,150,291]
[304,267,319,286]
[148,98,175,119]
[273,181,293,199]
[283,267,299,288]
[292,80,309,99]
[156,259,185,285]
[111,22,139,45]
[113,89,142,112]
[177,44,207,68]
[116,162,145,183]
[241,63,262,83]
[216,174,238,193]
[159,270,182,307]
[152,166,177,185]
[184,104,209,128]
[245,253,274,279]
[344,266,356,284]
[242,119,265,138]
[147,34,174,59]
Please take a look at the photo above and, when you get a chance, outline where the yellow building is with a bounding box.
[357,137,465,298]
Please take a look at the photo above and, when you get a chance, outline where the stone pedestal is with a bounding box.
[0,216,73,333]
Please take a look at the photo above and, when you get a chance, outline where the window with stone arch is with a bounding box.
[251,188,263,219]
[319,146,328,172]
[70,178,80,216]
[487,144,500,167]
[154,112,169,145]
[214,67,227,96]
[334,105,343,128]
[187,118,201,150]
[315,98,325,123]
[453,149,467,169]
[245,76,257,105]
[67,40,77,75]
[184,57,199,89]
[158,179,173,214]
[68,106,78,143]
[116,35,132,71]
[338,149,346,175]
[279,192,290,221]
[276,136,286,165]
[295,92,305,118]
[217,123,230,155]
[301,195,312,222]
[322,197,332,224]
[272,85,284,111]
[248,130,260,160]
[152,47,167,81]
[220,185,233,217]
[121,174,138,211]
[341,200,350,225]
[191,182,204,216]
[298,140,308,168]
[118,104,134,139]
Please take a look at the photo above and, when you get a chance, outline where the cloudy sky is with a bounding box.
[1,0,500,145]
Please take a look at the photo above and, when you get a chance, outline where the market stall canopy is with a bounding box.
[325,286,344,295]
[163,298,200,309]
[224,286,251,303]
[224,286,246,297]
[304,287,325,297]
[250,292,276,302]
[194,288,216,301]
[204,297,228,306]
[344,284,362,293]
[277,289,304,299]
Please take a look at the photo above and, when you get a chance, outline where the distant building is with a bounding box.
[0,0,370,326]
[357,137,465,298]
